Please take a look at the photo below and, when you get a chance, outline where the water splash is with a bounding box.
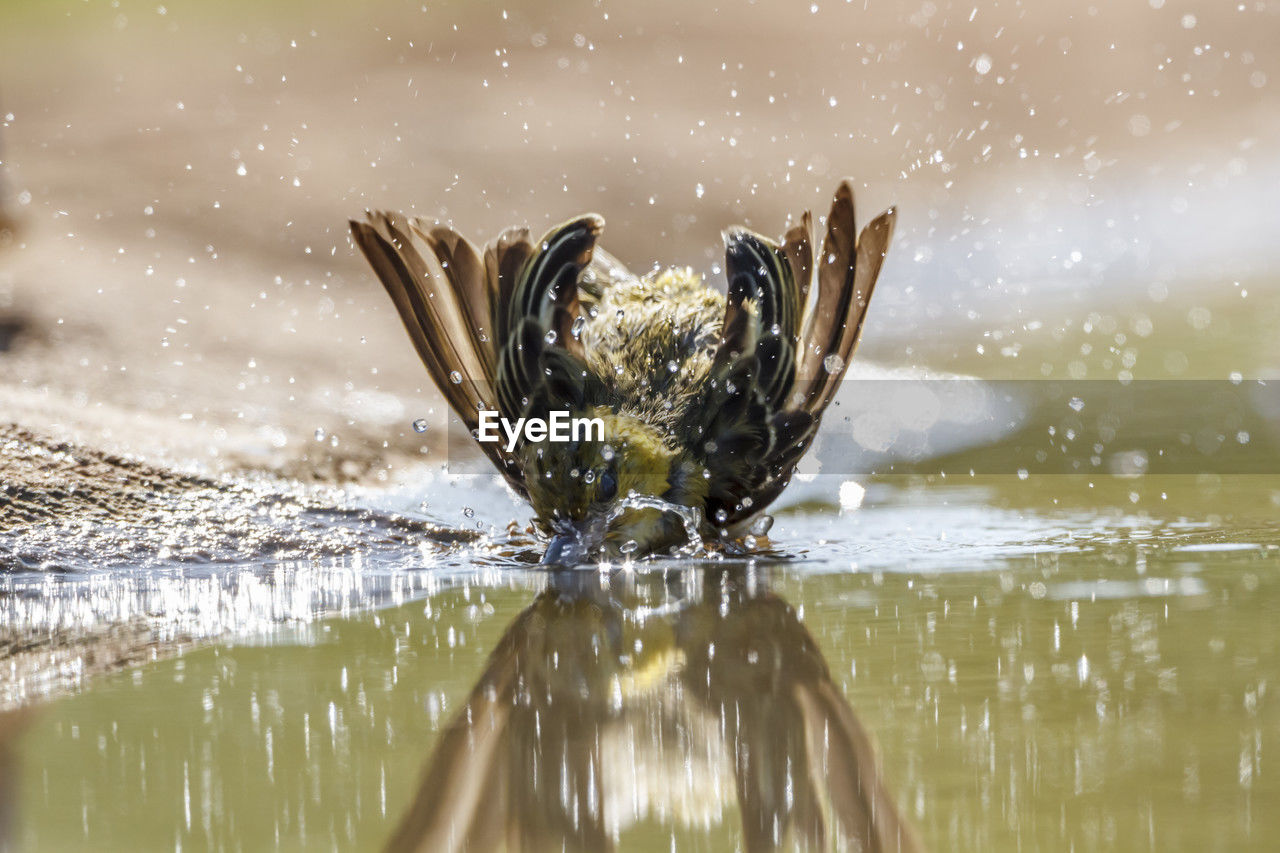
[607,493,708,558]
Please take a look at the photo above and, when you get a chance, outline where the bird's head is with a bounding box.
[521,408,707,564]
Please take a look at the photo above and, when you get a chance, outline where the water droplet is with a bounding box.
[620,539,639,555]
[823,353,845,374]
[666,359,679,373]
[600,445,616,462]
[449,371,463,384]
[235,162,247,177]
[571,316,586,338]
[412,418,429,433]
[463,507,475,518]
[314,428,325,441]
[695,182,705,199]
[605,494,705,554]
[584,470,597,484]
[714,508,728,523]
[1068,397,1085,412]
[749,515,773,536]
[544,330,558,345]
[615,309,625,322]
[839,481,865,510]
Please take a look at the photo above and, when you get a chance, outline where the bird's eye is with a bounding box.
[597,469,618,502]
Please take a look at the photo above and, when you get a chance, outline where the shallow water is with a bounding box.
[6,477,1279,851]
[3,0,1280,848]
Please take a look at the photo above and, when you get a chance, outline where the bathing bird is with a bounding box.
[350,180,895,563]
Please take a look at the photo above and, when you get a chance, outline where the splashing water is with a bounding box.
[607,492,708,558]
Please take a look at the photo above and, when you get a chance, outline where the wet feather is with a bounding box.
[350,179,896,559]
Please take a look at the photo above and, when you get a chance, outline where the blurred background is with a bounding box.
[3,0,1278,485]
[5,2,1280,851]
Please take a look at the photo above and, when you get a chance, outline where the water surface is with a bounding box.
[8,478,1279,851]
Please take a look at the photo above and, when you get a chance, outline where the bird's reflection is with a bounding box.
[388,565,920,852]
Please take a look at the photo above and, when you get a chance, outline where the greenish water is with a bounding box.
[4,0,1279,847]
[11,479,1280,852]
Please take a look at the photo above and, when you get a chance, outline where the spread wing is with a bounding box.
[684,179,896,528]
[350,212,526,490]
[350,213,616,494]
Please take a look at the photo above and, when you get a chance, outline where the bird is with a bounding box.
[349,179,895,564]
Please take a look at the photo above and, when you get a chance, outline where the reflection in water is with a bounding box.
[389,566,919,852]
[0,710,26,852]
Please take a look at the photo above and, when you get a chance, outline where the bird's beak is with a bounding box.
[541,519,600,567]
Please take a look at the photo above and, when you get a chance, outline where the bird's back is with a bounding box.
[579,268,725,437]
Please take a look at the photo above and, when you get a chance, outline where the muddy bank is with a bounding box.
[0,421,488,708]
[0,422,474,573]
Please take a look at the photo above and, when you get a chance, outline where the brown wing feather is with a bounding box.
[350,214,484,416]
[350,212,524,492]
[483,226,535,350]
[781,210,814,320]
[839,208,896,369]
[419,223,495,377]
[796,181,856,406]
[798,181,896,417]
